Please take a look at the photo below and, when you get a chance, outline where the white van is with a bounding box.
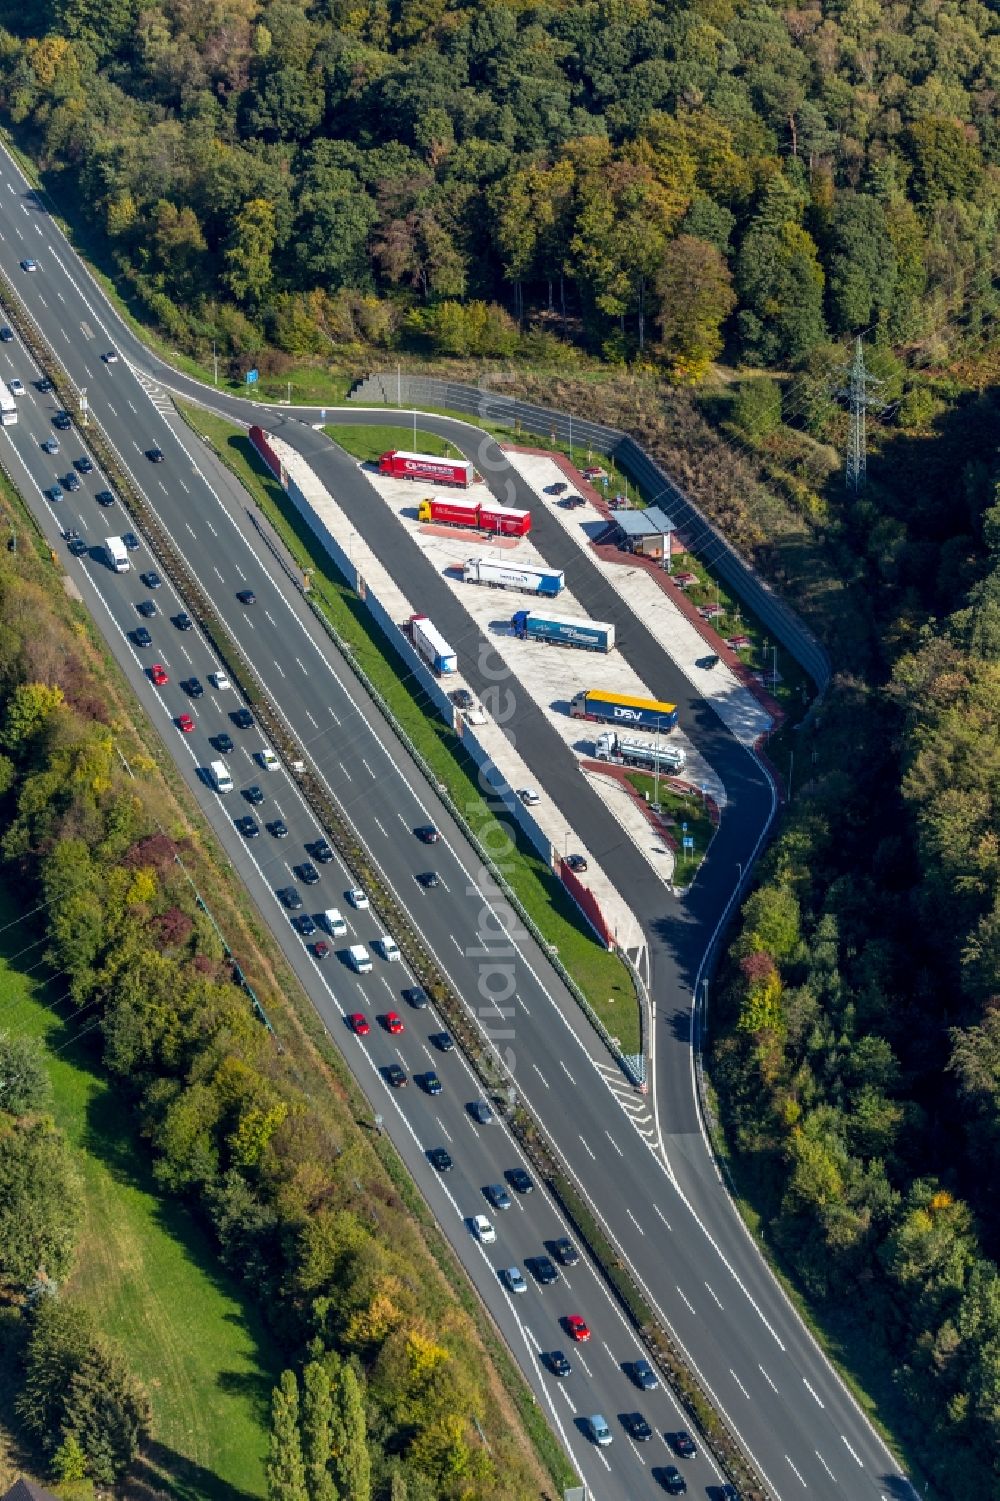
[377,935,401,962]
[323,908,347,937]
[347,944,372,974]
[209,759,233,793]
[257,747,279,771]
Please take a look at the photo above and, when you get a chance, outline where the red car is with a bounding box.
[564,1315,591,1343]
[176,713,195,733]
[382,1012,404,1035]
[348,1013,370,1036]
[149,663,168,686]
[312,940,330,960]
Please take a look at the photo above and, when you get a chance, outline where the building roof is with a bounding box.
[613,507,676,538]
[3,1481,63,1501]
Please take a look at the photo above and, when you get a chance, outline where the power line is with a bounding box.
[837,335,885,492]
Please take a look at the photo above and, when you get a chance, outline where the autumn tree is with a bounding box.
[654,234,735,381]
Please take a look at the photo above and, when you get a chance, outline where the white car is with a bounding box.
[587,1414,612,1447]
[502,1267,527,1294]
[518,787,541,806]
[377,935,400,962]
[464,701,487,725]
[208,671,230,691]
[20,258,37,272]
[472,1214,496,1244]
[346,888,369,910]
[102,350,119,364]
[8,379,24,396]
[257,747,279,771]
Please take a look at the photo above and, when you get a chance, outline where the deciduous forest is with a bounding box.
[0,0,995,375]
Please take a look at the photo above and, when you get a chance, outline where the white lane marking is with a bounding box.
[433,1116,452,1143]
[730,1368,750,1400]
[329,706,340,724]
[361,758,375,777]
[785,1455,807,1488]
[704,1282,723,1309]
[558,1059,575,1085]
[532,1063,549,1089]
[841,1436,864,1467]
[803,1378,824,1409]
[675,1285,696,1315]
[759,1364,778,1393]
[127,399,137,413]
[264,609,276,626]
[372,816,387,837]
[107,403,117,416]
[272,659,286,678]
[816,1452,836,1482]
[605,1130,623,1157]
[185,522,195,538]
[305,710,318,728]
[206,519,216,536]
[235,561,246,579]
[338,760,351,780]
[625,1208,644,1235]
[578,1135,595,1161]
[213,566,224,581]
[179,479,189,493]
[653,1204,672,1231]
[295,656,307,673]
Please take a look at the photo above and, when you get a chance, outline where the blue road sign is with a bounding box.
[246,369,259,385]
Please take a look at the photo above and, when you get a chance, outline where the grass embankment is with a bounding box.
[0,881,276,1501]
[323,423,462,465]
[183,404,639,1053]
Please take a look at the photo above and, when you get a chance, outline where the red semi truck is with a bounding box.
[417,496,531,537]
[379,450,475,487]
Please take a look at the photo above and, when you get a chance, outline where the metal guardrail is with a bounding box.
[350,372,832,694]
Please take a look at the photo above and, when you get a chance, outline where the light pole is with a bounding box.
[287,380,291,405]
[212,340,218,386]
[772,643,778,691]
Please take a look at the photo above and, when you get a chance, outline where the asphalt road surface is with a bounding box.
[0,145,918,1501]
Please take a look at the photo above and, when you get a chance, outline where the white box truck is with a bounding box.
[409,615,457,675]
[347,943,372,973]
[323,908,347,937]
[209,759,234,793]
[377,935,401,962]
[105,536,130,572]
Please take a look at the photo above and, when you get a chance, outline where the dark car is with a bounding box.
[310,840,334,864]
[428,1147,452,1172]
[184,677,204,699]
[655,1468,687,1495]
[298,862,320,886]
[548,481,569,494]
[622,1413,653,1442]
[96,490,116,507]
[418,871,441,889]
[312,940,330,960]
[53,411,72,430]
[384,1063,407,1088]
[469,1100,494,1124]
[0,327,12,342]
[47,484,63,502]
[631,1358,659,1391]
[243,784,264,806]
[669,1432,697,1459]
[561,494,586,509]
[140,570,161,589]
[174,612,193,631]
[236,816,259,839]
[431,1031,454,1052]
[449,688,473,709]
[416,824,441,843]
[483,1183,512,1211]
[67,536,88,557]
[294,914,317,936]
[36,376,54,392]
[236,589,256,605]
[566,853,588,873]
[74,455,94,474]
[527,1256,558,1286]
[267,819,288,839]
[231,707,254,730]
[64,472,81,492]
[546,1350,571,1378]
[136,599,157,618]
[419,1072,443,1096]
[212,732,235,755]
[122,532,140,551]
[146,447,165,463]
[403,986,429,1010]
[505,1167,534,1195]
[132,626,153,648]
[278,886,302,910]
[551,1237,580,1267]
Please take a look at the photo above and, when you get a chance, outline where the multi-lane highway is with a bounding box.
[0,144,917,1501]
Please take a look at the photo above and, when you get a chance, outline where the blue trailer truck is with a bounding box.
[569,688,679,733]
[510,610,615,653]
